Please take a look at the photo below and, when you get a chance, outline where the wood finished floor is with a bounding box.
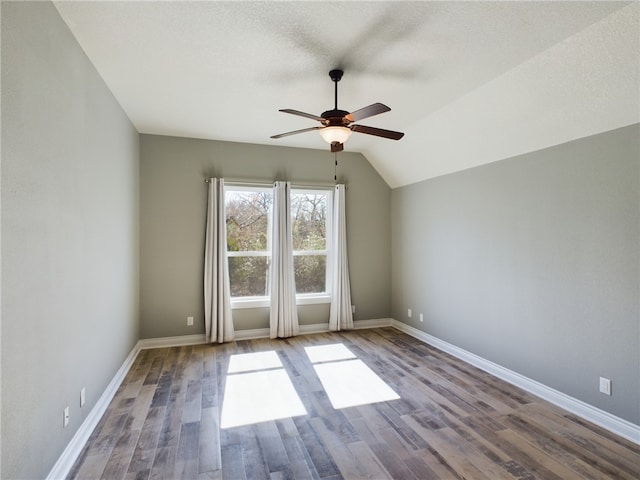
[68,328,640,480]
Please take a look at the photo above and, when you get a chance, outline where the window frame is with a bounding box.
[291,188,333,305]
[225,184,333,309]
[225,185,273,308]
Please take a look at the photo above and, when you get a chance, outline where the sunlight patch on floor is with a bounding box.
[227,350,283,373]
[220,351,307,429]
[305,343,400,409]
[304,343,356,363]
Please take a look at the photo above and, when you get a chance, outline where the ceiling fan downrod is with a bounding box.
[329,69,343,110]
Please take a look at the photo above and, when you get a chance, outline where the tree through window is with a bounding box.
[225,186,332,305]
[226,188,272,298]
[291,191,329,294]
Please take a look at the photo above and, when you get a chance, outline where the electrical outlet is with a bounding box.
[419,313,424,322]
[80,387,86,407]
[351,305,356,314]
[187,316,194,326]
[408,309,412,318]
[599,377,612,396]
[63,406,70,428]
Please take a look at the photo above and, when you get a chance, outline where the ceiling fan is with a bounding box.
[271,69,404,152]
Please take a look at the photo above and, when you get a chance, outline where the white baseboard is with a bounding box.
[353,318,393,329]
[229,325,327,341]
[138,334,207,349]
[234,318,394,340]
[234,327,271,340]
[47,342,142,480]
[391,320,640,445]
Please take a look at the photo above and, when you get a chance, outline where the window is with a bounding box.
[225,187,272,302]
[291,190,331,298]
[225,185,332,308]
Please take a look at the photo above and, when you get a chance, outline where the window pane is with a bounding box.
[228,256,269,297]
[226,190,272,252]
[294,255,326,294]
[291,193,327,251]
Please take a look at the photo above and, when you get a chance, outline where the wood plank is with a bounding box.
[308,416,367,479]
[199,407,221,474]
[253,421,291,474]
[237,425,270,480]
[346,440,393,479]
[156,376,187,449]
[220,444,246,480]
[280,435,319,480]
[127,417,163,474]
[174,422,200,479]
[182,379,203,424]
[293,416,341,478]
[148,445,177,480]
[101,427,141,479]
[129,386,161,431]
[69,452,111,480]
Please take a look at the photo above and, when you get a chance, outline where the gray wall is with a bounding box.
[140,134,391,338]
[1,2,140,478]
[391,124,640,424]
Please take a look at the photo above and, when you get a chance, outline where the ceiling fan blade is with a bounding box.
[279,109,325,122]
[345,103,391,122]
[330,142,344,153]
[270,126,323,139]
[350,124,404,140]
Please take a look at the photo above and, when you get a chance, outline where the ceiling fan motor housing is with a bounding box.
[321,109,351,126]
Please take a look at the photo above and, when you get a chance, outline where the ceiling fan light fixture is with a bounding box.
[319,126,352,145]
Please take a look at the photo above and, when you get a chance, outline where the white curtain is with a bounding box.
[329,184,354,331]
[270,181,299,338]
[204,178,235,343]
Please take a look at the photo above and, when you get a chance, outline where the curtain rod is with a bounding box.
[203,178,341,189]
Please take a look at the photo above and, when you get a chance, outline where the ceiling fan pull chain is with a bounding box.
[334,152,338,182]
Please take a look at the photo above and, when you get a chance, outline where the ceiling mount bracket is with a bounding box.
[329,69,344,83]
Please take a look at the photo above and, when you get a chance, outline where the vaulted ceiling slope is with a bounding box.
[53,1,639,188]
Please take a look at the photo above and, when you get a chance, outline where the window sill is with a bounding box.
[296,294,331,306]
[231,297,270,309]
[231,294,331,309]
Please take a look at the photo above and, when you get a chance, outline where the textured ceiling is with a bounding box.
[53,1,639,188]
